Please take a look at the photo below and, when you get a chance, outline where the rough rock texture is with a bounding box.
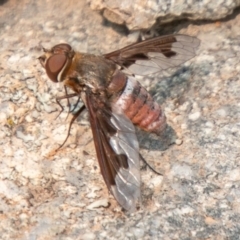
[0,0,240,239]
[89,0,240,30]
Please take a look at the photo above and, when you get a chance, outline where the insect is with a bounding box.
[38,34,200,212]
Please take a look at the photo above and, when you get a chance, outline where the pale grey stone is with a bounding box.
[0,0,239,239]
[89,0,240,30]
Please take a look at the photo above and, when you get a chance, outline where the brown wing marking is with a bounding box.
[85,91,140,211]
[104,34,200,75]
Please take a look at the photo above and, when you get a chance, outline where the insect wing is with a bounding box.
[85,91,141,212]
[104,34,200,75]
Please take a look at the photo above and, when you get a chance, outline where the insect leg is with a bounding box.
[55,88,79,120]
[56,104,86,150]
[139,153,162,175]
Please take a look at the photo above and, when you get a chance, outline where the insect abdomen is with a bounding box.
[110,71,166,135]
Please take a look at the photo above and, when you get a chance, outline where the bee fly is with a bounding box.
[38,34,200,211]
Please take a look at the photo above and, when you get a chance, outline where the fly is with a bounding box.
[38,34,200,211]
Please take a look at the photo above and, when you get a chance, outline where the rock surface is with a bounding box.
[0,0,240,239]
[89,0,240,30]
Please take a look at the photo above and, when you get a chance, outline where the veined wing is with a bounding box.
[84,90,141,212]
[104,34,200,75]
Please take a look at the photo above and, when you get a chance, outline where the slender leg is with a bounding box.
[70,96,81,114]
[62,86,81,116]
[56,104,86,150]
[139,153,162,175]
[55,92,79,120]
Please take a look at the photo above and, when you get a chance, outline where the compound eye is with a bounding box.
[52,43,72,54]
[45,54,67,82]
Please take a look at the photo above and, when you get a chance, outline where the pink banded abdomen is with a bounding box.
[113,76,166,135]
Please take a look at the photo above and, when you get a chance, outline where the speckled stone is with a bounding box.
[89,0,240,30]
[0,0,240,239]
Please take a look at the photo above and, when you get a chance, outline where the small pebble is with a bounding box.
[188,111,201,121]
